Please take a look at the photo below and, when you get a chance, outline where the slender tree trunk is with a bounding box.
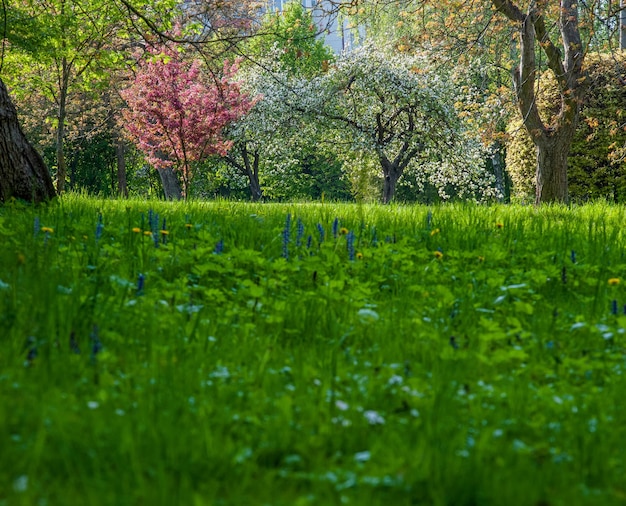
[535,135,570,203]
[56,58,70,194]
[0,79,55,202]
[157,166,182,200]
[491,141,506,201]
[621,0,626,50]
[116,138,128,197]
[241,145,262,201]
[247,164,262,201]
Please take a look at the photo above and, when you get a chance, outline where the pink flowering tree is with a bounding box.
[121,46,255,198]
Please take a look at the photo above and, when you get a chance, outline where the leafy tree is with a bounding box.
[246,1,335,76]
[301,44,496,203]
[219,3,337,201]
[507,53,626,203]
[344,0,626,203]
[120,45,255,199]
[4,0,127,194]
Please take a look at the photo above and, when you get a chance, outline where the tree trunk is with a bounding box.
[381,166,401,204]
[621,0,626,50]
[248,168,262,201]
[379,153,404,204]
[0,79,55,203]
[116,138,128,197]
[55,57,70,194]
[490,141,507,201]
[157,166,182,200]
[241,146,262,201]
[493,0,584,204]
[535,135,570,204]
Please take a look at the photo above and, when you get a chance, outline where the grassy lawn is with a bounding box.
[2,196,626,505]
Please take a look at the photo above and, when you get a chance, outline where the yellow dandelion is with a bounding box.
[433,250,443,259]
[496,222,504,229]
[430,228,440,236]
[356,252,364,260]
[478,256,485,262]
[132,227,141,233]
[185,223,193,229]
[339,227,349,235]
[160,230,169,236]
[41,227,54,234]
[143,231,152,237]
[608,278,620,286]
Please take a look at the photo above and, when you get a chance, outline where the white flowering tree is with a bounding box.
[300,44,498,203]
[217,0,341,201]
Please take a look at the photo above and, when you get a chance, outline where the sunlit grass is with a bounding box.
[2,196,626,505]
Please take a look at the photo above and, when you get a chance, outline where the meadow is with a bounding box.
[2,196,626,505]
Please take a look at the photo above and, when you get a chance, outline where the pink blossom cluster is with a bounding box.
[121,46,255,192]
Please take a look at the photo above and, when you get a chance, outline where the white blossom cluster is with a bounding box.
[222,43,498,201]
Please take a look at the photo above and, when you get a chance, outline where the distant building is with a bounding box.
[266,0,361,53]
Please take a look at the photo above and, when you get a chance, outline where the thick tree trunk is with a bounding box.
[0,79,55,203]
[535,136,570,204]
[379,153,404,204]
[248,169,262,201]
[157,166,182,200]
[381,167,401,204]
[493,0,584,204]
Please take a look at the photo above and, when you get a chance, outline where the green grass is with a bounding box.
[2,196,626,505]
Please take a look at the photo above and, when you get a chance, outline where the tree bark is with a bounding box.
[380,157,401,204]
[0,79,56,203]
[240,144,263,201]
[619,0,626,51]
[535,135,570,203]
[157,166,182,200]
[55,57,70,194]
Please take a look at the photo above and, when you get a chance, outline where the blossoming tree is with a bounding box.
[121,46,255,198]
[303,44,497,203]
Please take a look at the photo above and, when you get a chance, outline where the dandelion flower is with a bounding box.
[478,256,485,262]
[160,230,169,236]
[608,278,620,286]
[132,227,141,233]
[356,252,364,260]
[430,228,440,236]
[433,250,443,259]
[41,227,53,234]
[143,231,152,237]
[185,223,193,229]
[339,227,349,235]
[496,222,504,229]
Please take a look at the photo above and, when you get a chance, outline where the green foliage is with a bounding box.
[3,197,626,504]
[506,53,626,203]
[246,1,335,76]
